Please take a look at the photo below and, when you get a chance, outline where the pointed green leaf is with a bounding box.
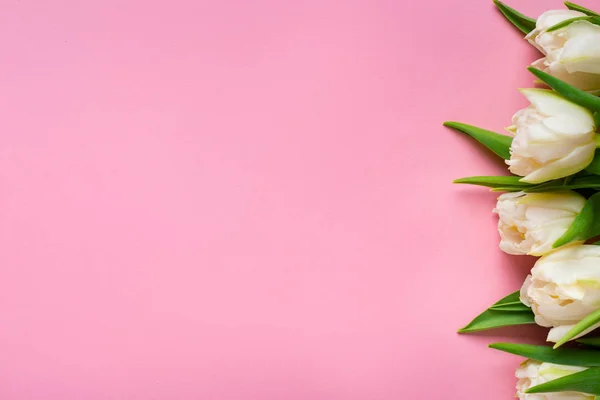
[594,113,600,128]
[577,337,600,347]
[565,2,600,17]
[526,367,600,395]
[490,343,600,367]
[524,175,600,192]
[493,0,537,34]
[554,308,600,348]
[553,192,600,248]
[528,67,600,113]
[458,309,535,333]
[546,16,597,32]
[453,175,529,190]
[444,121,513,159]
[494,291,522,304]
[458,291,535,333]
[489,301,532,312]
[585,150,600,175]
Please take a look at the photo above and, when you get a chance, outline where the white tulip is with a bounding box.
[521,245,600,343]
[494,191,585,256]
[506,89,596,183]
[516,359,592,400]
[527,10,600,93]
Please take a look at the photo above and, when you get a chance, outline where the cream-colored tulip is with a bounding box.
[521,245,600,343]
[527,10,600,93]
[516,359,592,400]
[494,191,585,256]
[506,89,596,183]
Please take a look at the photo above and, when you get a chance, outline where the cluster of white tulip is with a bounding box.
[495,13,600,346]
[450,2,600,398]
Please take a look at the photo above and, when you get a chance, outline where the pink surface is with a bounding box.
[0,0,560,399]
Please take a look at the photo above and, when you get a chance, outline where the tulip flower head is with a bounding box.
[494,191,585,256]
[521,245,600,343]
[516,359,592,399]
[507,89,597,183]
[527,10,600,93]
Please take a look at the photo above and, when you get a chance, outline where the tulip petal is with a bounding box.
[544,114,595,135]
[520,88,595,123]
[562,29,600,74]
[520,142,596,183]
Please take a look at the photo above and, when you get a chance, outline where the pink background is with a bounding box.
[0,0,562,398]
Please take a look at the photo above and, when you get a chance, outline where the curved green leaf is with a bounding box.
[490,343,600,367]
[444,121,513,159]
[526,367,600,395]
[554,308,600,348]
[528,67,600,113]
[585,150,600,175]
[546,16,597,32]
[458,291,535,333]
[493,0,537,34]
[525,175,600,192]
[453,175,529,190]
[489,301,532,312]
[553,192,600,248]
[565,2,600,17]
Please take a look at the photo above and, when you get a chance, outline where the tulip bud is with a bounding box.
[527,10,600,93]
[506,89,597,183]
[494,191,586,256]
[516,359,592,399]
[520,245,600,343]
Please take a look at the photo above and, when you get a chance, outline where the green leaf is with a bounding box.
[454,174,600,193]
[453,175,529,190]
[524,175,600,192]
[528,67,600,113]
[586,151,600,175]
[490,343,600,367]
[553,192,600,248]
[577,337,600,347]
[489,301,532,312]
[554,308,600,348]
[546,16,598,32]
[565,2,600,17]
[493,0,537,34]
[526,367,600,395]
[458,291,535,333]
[594,113,600,129]
[444,121,513,160]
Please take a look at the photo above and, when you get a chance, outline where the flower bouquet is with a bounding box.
[448,1,600,398]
